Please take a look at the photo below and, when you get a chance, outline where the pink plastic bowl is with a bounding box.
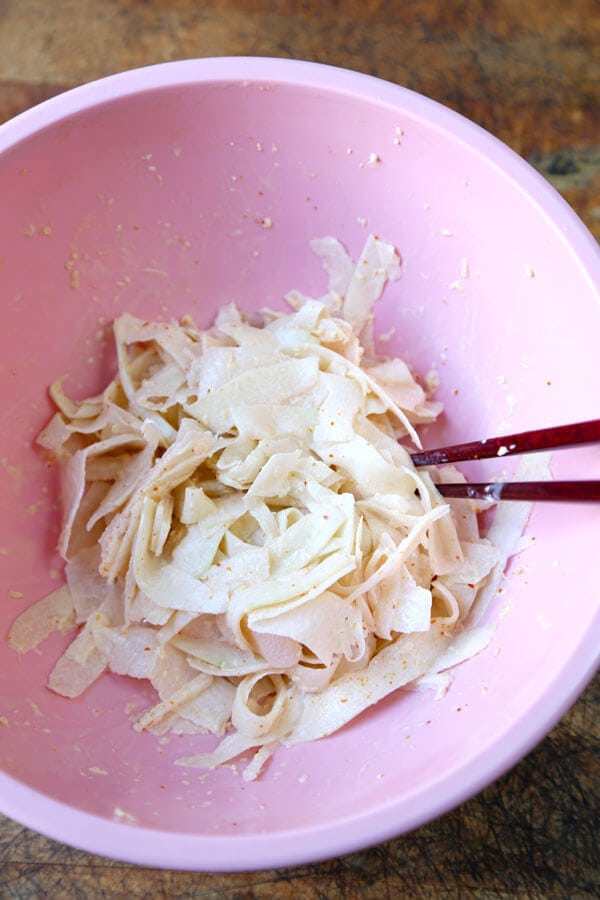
[0,58,598,871]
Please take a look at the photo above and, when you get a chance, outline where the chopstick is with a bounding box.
[436,481,600,502]
[411,419,600,502]
[410,419,600,466]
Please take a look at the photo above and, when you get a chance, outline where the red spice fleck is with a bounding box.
[467,583,475,589]
[456,707,462,712]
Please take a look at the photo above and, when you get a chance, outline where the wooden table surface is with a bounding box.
[0,1,598,896]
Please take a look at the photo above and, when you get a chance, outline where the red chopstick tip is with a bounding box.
[436,481,600,502]
[411,419,600,467]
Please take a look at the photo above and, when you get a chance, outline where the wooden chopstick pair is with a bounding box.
[410,419,600,502]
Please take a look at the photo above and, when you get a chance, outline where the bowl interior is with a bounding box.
[0,60,598,867]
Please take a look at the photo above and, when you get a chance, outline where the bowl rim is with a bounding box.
[0,55,598,872]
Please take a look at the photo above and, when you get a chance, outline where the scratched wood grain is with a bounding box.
[0,1,598,896]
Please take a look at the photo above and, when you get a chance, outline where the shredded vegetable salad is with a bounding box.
[10,235,502,780]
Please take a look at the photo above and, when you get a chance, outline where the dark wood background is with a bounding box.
[0,1,598,896]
